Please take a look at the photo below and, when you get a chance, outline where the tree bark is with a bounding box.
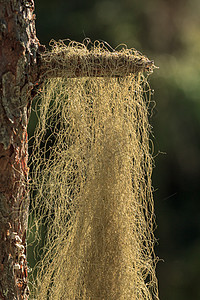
[0,0,39,298]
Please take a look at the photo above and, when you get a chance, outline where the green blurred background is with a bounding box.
[31,0,200,299]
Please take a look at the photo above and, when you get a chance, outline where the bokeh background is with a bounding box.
[31,0,200,299]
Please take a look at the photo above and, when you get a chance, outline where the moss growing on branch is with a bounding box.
[29,40,159,300]
[39,39,156,79]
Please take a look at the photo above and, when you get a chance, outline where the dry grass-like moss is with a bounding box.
[40,39,155,78]
[28,40,159,299]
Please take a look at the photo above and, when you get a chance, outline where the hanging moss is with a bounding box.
[28,40,159,300]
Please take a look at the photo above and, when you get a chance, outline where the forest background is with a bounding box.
[28,0,200,299]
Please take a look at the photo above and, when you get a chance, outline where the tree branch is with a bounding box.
[38,50,156,79]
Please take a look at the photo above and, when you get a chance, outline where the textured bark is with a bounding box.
[0,0,39,299]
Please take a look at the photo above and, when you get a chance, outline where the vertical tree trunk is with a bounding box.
[0,0,39,298]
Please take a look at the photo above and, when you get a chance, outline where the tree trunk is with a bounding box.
[0,0,39,298]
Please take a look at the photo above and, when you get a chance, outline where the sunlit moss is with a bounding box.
[28,40,158,299]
